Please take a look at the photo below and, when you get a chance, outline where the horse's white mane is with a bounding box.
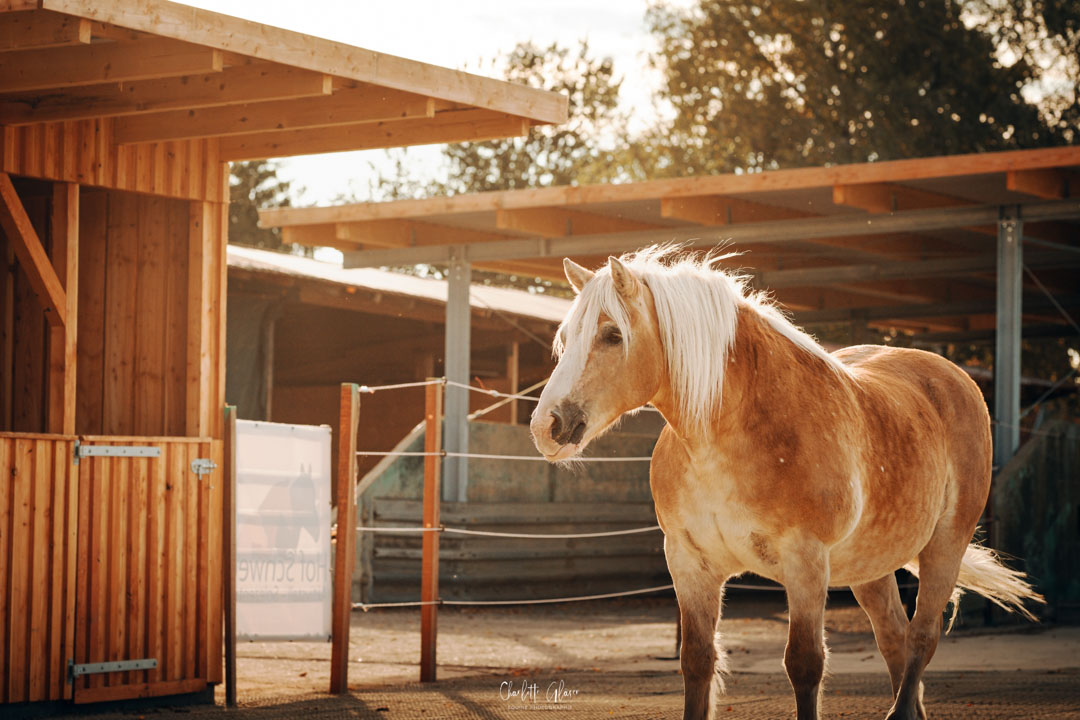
[555,245,850,430]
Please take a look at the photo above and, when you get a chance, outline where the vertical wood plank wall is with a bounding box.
[0,120,225,203]
[75,191,195,437]
[73,437,223,704]
[0,433,78,704]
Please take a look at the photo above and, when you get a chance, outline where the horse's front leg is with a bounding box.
[666,538,727,720]
[782,541,830,720]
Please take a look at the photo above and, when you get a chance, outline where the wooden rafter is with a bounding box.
[113,86,436,144]
[833,182,968,214]
[0,10,90,51]
[1007,168,1072,200]
[335,219,509,249]
[0,64,333,125]
[220,110,532,162]
[39,0,568,124]
[661,195,810,225]
[1,37,224,93]
[494,207,660,237]
[0,172,66,327]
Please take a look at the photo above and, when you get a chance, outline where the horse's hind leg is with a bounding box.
[851,574,909,699]
[887,525,969,720]
[667,543,724,720]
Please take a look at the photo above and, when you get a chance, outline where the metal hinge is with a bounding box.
[68,658,157,681]
[191,458,218,478]
[74,442,161,464]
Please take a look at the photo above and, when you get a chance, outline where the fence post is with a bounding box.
[223,405,237,707]
[331,384,360,694]
[420,379,443,682]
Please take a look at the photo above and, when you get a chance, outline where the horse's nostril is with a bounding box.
[549,410,563,441]
[568,420,587,445]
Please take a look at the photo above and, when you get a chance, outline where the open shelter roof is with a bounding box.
[259,146,1080,340]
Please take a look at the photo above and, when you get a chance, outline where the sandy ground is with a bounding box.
[34,594,1080,719]
[229,594,1080,698]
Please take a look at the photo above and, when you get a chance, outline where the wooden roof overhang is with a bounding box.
[0,0,567,169]
[260,146,1080,339]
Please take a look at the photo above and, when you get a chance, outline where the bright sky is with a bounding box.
[180,0,690,205]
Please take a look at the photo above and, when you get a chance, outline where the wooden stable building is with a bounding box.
[225,244,570,480]
[0,0,565,707]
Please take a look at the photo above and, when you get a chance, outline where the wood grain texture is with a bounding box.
[330,384,359,694]
[71,438,222,703]
[0,434,77,703]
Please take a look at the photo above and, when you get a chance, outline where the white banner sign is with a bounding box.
[236,420,332,641]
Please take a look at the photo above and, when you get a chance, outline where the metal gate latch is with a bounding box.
[191,458,218,477]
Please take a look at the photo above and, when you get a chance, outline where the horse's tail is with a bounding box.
[903,543,1044,632]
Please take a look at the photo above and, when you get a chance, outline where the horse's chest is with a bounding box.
[665,465,786,576]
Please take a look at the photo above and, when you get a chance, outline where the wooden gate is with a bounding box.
[72,436,222,704]
[0,433,79,704]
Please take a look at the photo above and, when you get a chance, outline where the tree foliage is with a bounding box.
[229,160,293,250]
[642,0,1065,176]
[965,0,1080,143]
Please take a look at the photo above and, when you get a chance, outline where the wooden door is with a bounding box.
[72,436,222,704]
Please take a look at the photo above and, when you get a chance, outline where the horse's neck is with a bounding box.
[657,305,839,446]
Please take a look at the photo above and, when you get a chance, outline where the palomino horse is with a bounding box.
[530,247,1042,720]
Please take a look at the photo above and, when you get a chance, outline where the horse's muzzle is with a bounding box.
[549,403,587,446]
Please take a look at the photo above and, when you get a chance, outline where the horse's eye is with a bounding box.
[601,326,622,345]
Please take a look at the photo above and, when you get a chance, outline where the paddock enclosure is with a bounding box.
[261,145,1080,625]
[0,0,565,709]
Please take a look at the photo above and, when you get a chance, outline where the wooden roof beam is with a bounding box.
[1006,168,1073,200]
[663,193,966,261]
[0,63,333,125]
[495,207,661,237]
[834,181,1076,245]
[113,86,435,144]
[220,109,531,162]
[335,219,510,249]
[1,37,223,93]
[0,10,90,51]
[661,195,810,225]
[0,172,66,327]
[832,182,966,214]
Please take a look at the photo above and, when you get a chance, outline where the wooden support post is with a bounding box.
[223,405,237,707]
[186,202,213,437]
[993,207,1023,477]
[420,379,443,683]
[48,182,78,434]
[330,383,360,694]
[507,342,520,425]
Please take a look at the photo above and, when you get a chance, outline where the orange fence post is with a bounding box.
[331,384,360,694]
[420,379,443,682]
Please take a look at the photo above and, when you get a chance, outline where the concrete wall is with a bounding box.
[355,414,669,602]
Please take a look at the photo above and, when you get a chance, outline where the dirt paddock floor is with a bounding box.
[45,595,1080,719]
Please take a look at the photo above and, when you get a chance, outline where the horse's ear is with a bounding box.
[608,256,640,299]
[563,258,594,294]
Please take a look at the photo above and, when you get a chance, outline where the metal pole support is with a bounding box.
[994,206,1023,473]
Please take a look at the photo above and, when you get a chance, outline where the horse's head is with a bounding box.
[531,255,664,461]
